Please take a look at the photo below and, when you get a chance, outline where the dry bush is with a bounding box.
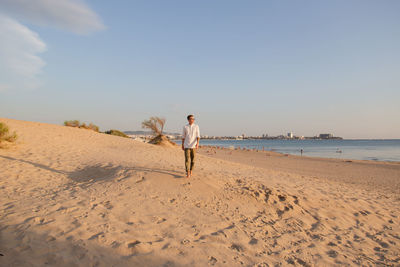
[141,116,166,136]
[0,122,17,146]
[104,129,129,138]
[64,120,80,127]
[141,116,176,147]
[64,120,99,132]
[87,123,99,132]
[148,134,176,147]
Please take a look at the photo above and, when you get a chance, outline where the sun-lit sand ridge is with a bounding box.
[0,117,399,266]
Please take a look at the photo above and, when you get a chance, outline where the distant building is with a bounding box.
[287,132,293,139]
[319,133,334,139]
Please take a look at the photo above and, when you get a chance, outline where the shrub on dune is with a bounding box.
[142,116,166,136]
[0,122,17,146]
[87,123,99,132]
[141,116,175,147]
[104,129,129,138]
[63,120,99,132]
[64,120,80,127]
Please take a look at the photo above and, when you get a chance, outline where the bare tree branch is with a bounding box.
[141,116,166,136]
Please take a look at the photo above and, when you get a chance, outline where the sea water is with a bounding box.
[199,139,400,162]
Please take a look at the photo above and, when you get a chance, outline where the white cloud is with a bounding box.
[0,0,104,91]
[0,0,105,34]
[0,15,46,90]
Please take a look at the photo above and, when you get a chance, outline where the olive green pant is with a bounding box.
[184,148,196,173]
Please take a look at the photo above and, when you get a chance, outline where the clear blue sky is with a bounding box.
[1,0,399,138]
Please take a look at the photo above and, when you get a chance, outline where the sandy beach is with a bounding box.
[1,117,399,266]
[197,146,400,196]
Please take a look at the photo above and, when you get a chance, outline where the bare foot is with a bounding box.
[190,170,193,176]
[186,172,190,178]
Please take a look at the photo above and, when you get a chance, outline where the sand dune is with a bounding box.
[1,118,399,266]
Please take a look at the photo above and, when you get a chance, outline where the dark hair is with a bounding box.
[187,114,194,120]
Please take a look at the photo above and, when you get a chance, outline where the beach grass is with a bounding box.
[104,129,129,138]
[64,120,99,132]
[0,122,17,146]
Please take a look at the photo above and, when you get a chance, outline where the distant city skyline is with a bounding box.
[1,1,399,139]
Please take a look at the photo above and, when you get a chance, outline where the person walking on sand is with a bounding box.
[182,115,200,178]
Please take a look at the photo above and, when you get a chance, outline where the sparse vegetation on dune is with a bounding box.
[64,120,99,132]
[64,120,80,127]
[104,129,129,138]
[141,116,166,136]
[142,116,176,147]
[0,122,18,147]
[80,123,99,132]
[148,134,176,147]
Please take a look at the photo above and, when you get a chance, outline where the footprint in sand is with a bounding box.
[128,240,141,248]
[88,232,105,241]
[32,216,54,225]
[230,243,244,252]
[359,210,371,216]
[119,240,153,256]
[208,256,217,265]
[100,201,113,210]
[135,176,145,183]
[326,250,338,258]
[111,241,121,248]
[156,217,166,224]
[181,239,190,245]
[249,238,258,245]
[46,235,56,242]
[61,207,79,214]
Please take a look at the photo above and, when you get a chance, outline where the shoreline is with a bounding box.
[194,143,400,163]
[197,144,400,164]
[198,145,400,196]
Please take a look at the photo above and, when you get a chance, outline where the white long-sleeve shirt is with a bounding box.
[182,123,200,149]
